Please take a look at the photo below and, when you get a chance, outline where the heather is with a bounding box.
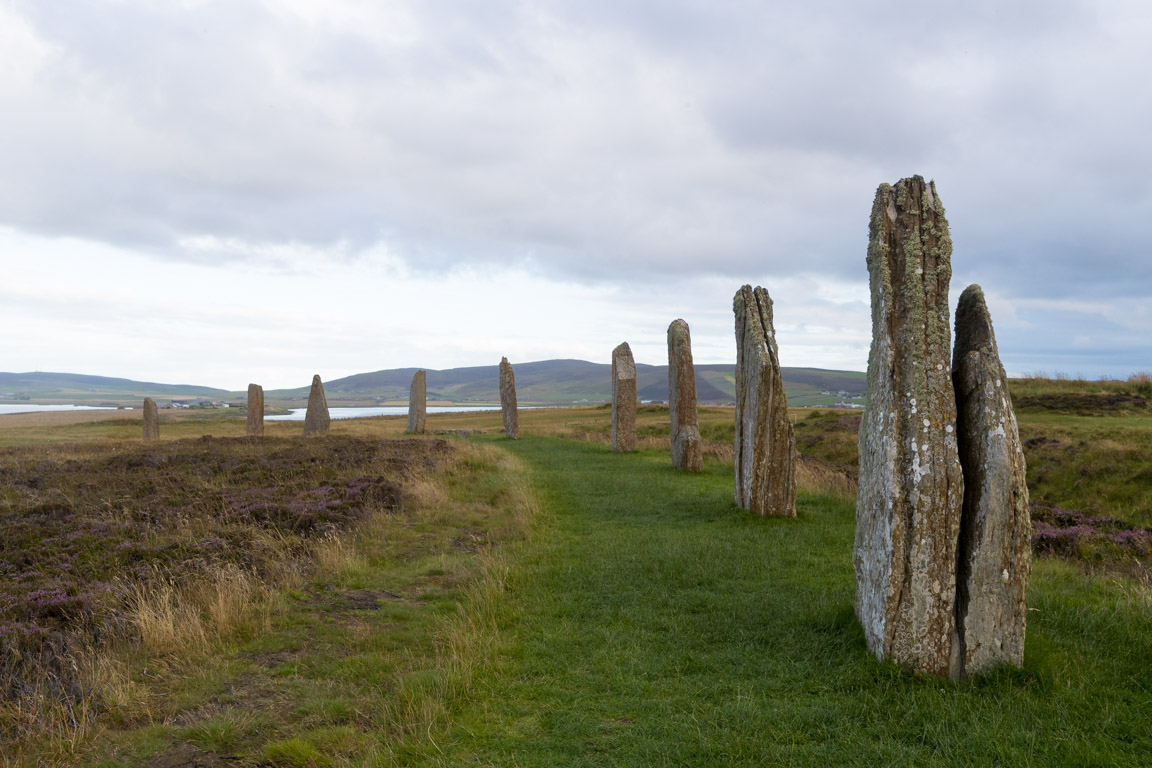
[1009,372,1152,415]
[1031,505,1152,570]
[0,437,434,639]
[0,435,450,753]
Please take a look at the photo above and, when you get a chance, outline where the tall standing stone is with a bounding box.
[667,319,702,471]
[246,383,264,437]
[407,370,427,434]
[303,374,330,436]
[611,342,637,452]
[142,397,159,440]
[733,285,797,517]
[952,284,1030,675]
[854,176,964,679]
[499,357,519,439]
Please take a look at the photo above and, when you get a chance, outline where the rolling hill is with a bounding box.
[269,360,866,406]
[2,362,866,407]
[0,371,229,404]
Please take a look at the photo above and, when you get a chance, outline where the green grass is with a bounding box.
[6,404,1152,765]
[1018,412,1152,527]
[405,437,1152,766]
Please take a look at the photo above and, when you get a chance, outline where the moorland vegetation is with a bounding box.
[1,374,1150,765]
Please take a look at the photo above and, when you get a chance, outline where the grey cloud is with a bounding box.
[0,0,1149,314]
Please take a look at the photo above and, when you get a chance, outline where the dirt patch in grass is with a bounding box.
[138,742,234,768]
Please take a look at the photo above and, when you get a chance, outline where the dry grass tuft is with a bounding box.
[402,476,450,511]
[312,531,360,575]
[130,581,209,657]
[128,565,272,657]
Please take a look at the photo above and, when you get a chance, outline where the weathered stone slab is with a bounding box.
[142,397,159,440]
[303,374,330,436]
[854,176,964,679]
[407,370,427,434]
[953,284,1030,676]
[667,319,702,471]
[611,342,637,452]
[733,285,796,517]
[246,383,264,437]
[499,357,519,439]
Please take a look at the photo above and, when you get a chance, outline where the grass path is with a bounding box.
[412,436,1152,767]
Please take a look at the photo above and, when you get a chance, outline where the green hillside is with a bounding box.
[275,360,866,406]
[1,363,866,408]
[0,371,229,405]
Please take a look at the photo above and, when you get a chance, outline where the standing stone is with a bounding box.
[142,397,159,440]
[854,176,964,679]
[246,383,264,437]
[733,285,797,517]
[499,357,519,439]
[952,284,1030,676]
[611,342,637,452]
[303,374,330,436]
[667,319,702,471]
[407,370,427,434]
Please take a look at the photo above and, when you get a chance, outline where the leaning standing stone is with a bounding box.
[246,383,264,437]
[667,319,702,471]
[952,284,1030,676]
[733,285,797,517]
[303,374,330,436]
[142,397,159,440]
[854,176,964,679]
[611,342,637,452]
[499,357,519,439]
[407,370,427,434]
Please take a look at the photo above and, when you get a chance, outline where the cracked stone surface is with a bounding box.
[733,285,796,517]
[953,284,1031,676]
[667,319,702,471]
[407,370,427,434]
[246,383,264,437]
[142,397,159,440]
[499,357,519,439]
[303,374,330,436]
[854,176,964,679]
[612,342,637,452]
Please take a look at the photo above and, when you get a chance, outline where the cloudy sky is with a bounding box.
[2,0,1149,390]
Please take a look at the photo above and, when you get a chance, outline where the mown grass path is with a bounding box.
[415,436,1152,767]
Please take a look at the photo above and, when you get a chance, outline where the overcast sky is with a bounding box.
[2,0,1149,390]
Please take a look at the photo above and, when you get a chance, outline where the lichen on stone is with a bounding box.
[733,285,796,516]
[855,175,963,679]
